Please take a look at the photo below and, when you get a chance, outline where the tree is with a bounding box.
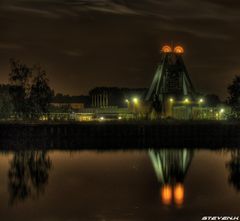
[9,59,32,118]
[227,76,240,119]
[0,85,14,119]
[8,151,52,205]
[9,59,54,120]
[29,66,54,119]
[226,150,240,192]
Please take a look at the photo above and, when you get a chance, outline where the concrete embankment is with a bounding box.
[0,121,239,149]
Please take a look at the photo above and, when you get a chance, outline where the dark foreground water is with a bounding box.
[0,149,239,221]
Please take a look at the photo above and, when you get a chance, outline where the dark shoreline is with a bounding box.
[0,120,239,149]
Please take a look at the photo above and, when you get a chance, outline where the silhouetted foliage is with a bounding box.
[9,59,54,119]
[227,76,240,119]
[9,59,32,84]
[9,59,32,118]
[29,66,54,119]
[0,85,14,119]
[226,150,240,191]
[8,151,52,205]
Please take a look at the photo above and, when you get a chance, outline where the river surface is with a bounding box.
[0,149,239,221]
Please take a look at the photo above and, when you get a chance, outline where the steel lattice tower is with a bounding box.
[145,45,196,115]
[148,149,194,184]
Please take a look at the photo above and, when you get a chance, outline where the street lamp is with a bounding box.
[169,98,175,117]
[220,108,225,113]
[132,97,139,119]
[183,97,192,119]
[198,98,204,119]
[218,108,225,120]
[125,99,130,109]
[199,98,204,104]
[183,98,190,104]
[132,97,139,105]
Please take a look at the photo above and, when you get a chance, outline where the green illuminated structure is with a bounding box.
[148,149,194,184]
[145,45,196,115]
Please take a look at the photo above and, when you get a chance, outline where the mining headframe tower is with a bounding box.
[145,45,197,118]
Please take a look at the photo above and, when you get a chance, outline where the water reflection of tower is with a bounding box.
[149,149,194,206]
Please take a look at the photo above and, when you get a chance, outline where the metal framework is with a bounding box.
[145,46,196,114]
[148,149,194,184]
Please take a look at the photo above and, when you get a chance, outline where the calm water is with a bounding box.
[0,149,239,221]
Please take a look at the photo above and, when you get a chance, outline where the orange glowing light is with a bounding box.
[174,46,184,54]
[174,183,184,206]
[161,185,172,205]
[162,45,172,53]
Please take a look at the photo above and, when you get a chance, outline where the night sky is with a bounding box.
[0,0,240,98]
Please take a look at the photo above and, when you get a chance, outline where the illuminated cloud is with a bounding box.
[0,43,23,50]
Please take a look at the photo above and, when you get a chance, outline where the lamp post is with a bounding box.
[125,99,130,108]
[198,98,204,119]
[168,98,174,117]
[132,97,139,105]
[132,97,139,119]
[219,108,225,120]
[183,97,192,119]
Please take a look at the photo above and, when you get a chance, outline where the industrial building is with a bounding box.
[144,45,229,120]
[48,45,229,121]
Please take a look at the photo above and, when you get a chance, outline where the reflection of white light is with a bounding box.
[125,99,129,103]
[199,98,204,104]
[118,116,122,120]
[169,98,174,103]
[100,116,104,121]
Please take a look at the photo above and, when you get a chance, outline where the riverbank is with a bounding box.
[0,120,239,149]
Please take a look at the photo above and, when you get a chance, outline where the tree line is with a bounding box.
[0,59,240,120]
[1,59,53,120]
[227,76,240,119]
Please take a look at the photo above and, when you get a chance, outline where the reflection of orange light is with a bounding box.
[162,45,172,53]
[161,185,172,205]
[174,183,184,206]
[174,46,184,54]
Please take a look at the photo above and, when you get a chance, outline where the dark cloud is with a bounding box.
[0,0,239,97]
